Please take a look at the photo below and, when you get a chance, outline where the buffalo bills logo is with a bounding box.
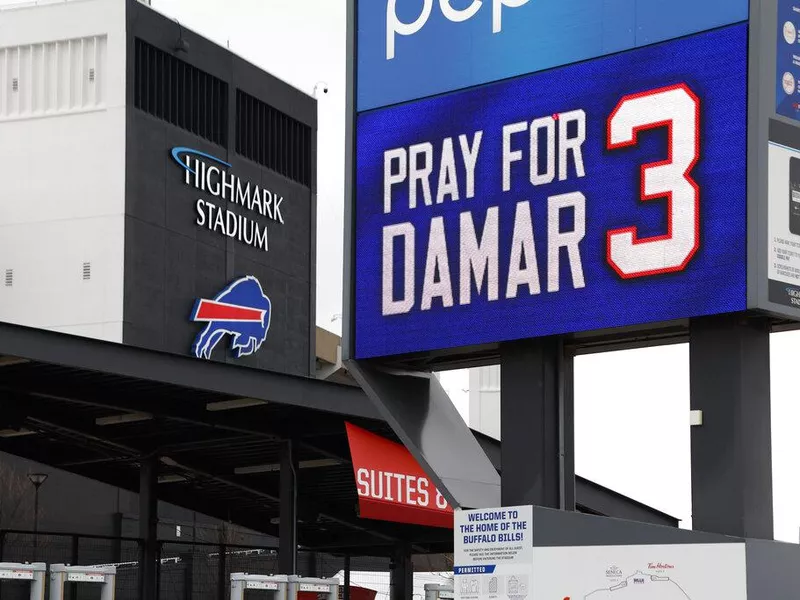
[190,276,272,359]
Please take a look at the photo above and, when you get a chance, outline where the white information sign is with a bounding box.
[454,506,533,600]
[532,543,747,600]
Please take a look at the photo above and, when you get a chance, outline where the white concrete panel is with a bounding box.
[0,0,126,340]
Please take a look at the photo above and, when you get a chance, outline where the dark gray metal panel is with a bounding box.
[124,0,315,377]
[690,315,774,539]
[748,0,766,311]
[745,539,800,598]
[531,507,739,547]
[0,321,380,419]
[342,0,357,362]
[751,0,800,323]
[500,338,574,510]
[347,360,500,509]
[575,480,678,529]
[562,348,576,512]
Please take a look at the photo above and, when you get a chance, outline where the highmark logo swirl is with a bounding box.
[170,147,285,252]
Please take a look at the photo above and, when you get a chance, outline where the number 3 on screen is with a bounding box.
[606,84,700,279]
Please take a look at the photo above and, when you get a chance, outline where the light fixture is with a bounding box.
[0,357,29,367]
[299,459,341,469]
[0,428,36,438]
[206,398,267,412]
[234,463,280,475]
[234,458,340,475]
[174,19,189,53]
[313,81,329,97]
[27,473,48,487]
[158,475,188,484]
[96,412,153,426]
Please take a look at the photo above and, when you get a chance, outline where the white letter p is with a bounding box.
[493,0,529,33]
[387,0,434,60]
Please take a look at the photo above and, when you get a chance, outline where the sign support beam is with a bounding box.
[500,338,575,510]
[689,314,774,539]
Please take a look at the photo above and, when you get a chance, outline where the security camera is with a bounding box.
[314,82,330,97]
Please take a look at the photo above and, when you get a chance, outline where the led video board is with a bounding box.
[357,0,748,110]
[353,23,748,358]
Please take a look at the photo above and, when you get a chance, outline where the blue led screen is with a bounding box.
[354,23,748,359]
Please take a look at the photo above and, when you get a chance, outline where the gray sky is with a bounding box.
[15,0,795,542]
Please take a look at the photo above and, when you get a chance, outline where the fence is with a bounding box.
[0,531,392,600]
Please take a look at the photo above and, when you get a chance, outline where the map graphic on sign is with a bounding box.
[585,570,690,599]
[532,543,746,600]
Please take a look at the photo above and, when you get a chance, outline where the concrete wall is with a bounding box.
[0,0,127,342]
[468,366,501,439]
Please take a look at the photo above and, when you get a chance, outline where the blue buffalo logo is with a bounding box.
[190,276,272,359]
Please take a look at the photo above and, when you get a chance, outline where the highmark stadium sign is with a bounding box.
[353,22,748,358]
[171,147,284,252]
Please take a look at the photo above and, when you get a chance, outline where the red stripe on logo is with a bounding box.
[194,300,264,322]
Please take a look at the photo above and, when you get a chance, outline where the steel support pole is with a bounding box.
[217,544,225,600]
[500,337,575,509]
[33,488,39,560]
[216,543,226,600]
[389,546,412,600]
[689,315,774,539]
[139,455,159,600]
[343,555,351,600]
[279,440,298,574]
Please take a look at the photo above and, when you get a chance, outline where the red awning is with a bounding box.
[345,422,453,529]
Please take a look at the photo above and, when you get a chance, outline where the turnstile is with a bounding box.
[290,576,339,600]
[49,564,116,600]
[230,574,339,600]
[424,583,454,600]
[230,573,291,600]
[0,562,46,600]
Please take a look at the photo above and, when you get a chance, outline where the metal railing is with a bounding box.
[0,530,289,600]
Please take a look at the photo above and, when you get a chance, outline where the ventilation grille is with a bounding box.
[88,68,95,82]
[82,262,91,281]
[235,89,312,187]
[0,35,107,121]
[4,269,12,287]
[134,38,228,147]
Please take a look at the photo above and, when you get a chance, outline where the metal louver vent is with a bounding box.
[11,78,18,92]
[4,269,12,287]
[88,68,95,82]
[82,262,91,280]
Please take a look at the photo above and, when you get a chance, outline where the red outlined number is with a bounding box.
[606,84,701,279]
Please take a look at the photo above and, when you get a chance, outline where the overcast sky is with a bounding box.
[12,0,795,543]
[143,0,800,544]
